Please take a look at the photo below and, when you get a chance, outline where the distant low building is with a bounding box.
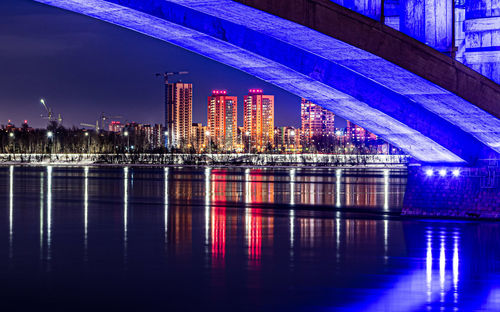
[191,122,205,153]
[274,126,300,153]
[109,121,124,133]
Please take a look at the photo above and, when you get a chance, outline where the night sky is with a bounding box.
[1,0,345,129]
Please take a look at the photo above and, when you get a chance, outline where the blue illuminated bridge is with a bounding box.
[33,0,500,164]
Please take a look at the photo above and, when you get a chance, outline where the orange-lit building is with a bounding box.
[243,89,274,151]
[300,99,335,146]
[108,121,124,133]
[207,90,237,151]
[165,82,192,149]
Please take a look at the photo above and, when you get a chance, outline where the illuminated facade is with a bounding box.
[191,123,206,152]
[207,90,237,150]
[346,120,378,143]
[244,89,274,151]
[108,121,124,133]
[165,82,192,149]
[274,126,300,152]
[301,99,335,146]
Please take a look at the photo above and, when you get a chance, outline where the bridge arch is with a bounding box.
[33,0,500,164]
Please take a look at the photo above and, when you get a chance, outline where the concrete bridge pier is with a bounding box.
[402,165,500,219]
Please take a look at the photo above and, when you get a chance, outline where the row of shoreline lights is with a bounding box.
[425,168,460,177]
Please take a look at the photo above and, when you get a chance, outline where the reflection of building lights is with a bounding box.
[439,169,447,177]
[211,206,226,263]
[84,166,89,258]
[383,169,389,212]
[440,237,446,302]
[164,168,169,243]
[453,235,459,302]
[245,168,251,204]
[123,167,129,257]
[426,169,434,176]
[336,169,341,208]
[426,231,432,303]
[9,166,14,259]
[47,166,52,260]
[205,167,211,245]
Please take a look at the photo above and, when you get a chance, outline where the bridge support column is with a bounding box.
[402,166,500,219]
[400,0,453,53]
[464,0,500,84]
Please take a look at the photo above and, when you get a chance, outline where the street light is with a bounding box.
[47,131,54,154]
[290,130,296,153]
[9,132,14,138]
[124,131,130,152]
[84,132,90,153]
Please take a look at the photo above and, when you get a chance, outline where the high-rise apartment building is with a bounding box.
[243,89,274,151]
[207,90,237,150]
[165,82,192,149]
[300,99,335,146]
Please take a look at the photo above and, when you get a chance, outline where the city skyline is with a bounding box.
[0,0,352,130]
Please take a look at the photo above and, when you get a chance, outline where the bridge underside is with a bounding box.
[33,0,500,164]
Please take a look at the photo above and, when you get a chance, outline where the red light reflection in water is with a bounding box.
[211,170,227,266]
[211,206,226,265]
[246,210,262,265]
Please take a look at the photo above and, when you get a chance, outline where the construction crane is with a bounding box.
[40,99,63,125]
[156,71,189,149]
[80,120,99,131]
[155,71,189,83]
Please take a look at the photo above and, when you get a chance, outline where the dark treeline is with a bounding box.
[0,122,164,154]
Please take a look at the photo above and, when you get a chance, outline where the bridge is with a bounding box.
[33,0,500,164]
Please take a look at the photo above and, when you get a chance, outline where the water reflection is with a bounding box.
[84,166,89,260]
[47,166,52,262]
[0,166,499,312]
[9,166,13,260]
[164,168,169,245]
[123,167,128,264]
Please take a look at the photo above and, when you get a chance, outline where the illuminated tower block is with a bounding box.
[207,90,237,150]
[165,82,192,149]
[244,89,274,151]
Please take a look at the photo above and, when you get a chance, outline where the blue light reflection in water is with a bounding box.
[0,166,498,312]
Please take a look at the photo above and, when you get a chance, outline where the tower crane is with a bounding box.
[40,99,63,125]
[155,71,189,83]
[80,120,99,131]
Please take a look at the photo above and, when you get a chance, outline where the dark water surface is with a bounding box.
[0,166,499,311]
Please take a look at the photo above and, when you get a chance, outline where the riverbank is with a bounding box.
[0,153,409,168]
